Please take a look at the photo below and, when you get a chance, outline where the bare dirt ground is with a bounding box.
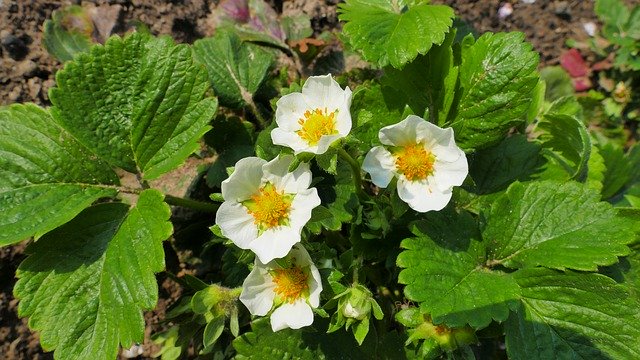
[0,0,601,358]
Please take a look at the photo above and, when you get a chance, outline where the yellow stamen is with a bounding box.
[272,265,309,303]
[296,107,338,145]
[395,144,436,181]
[244,183,292,230]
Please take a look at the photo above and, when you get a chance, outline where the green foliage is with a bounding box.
[42,5,93,62]
[14,190,172,360]
[50,32,217,179]
[398,211,520,329]
[536,113,591,181]
[484,181,634,271]
[450,32,539,150]
[0,104,117,246]
[595,0,640,70]
[193,30,275,109]
[338,0,454,68]
[505,269,640,359]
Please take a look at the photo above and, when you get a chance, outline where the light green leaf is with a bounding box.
[539,66,574,101]
[397,211,520,329]
[485,181,634,271]
[505,268,640,360]
[595,0,629,30]
[599,142,633,199]
[193,30,274,109]
[0,104,118,246]
[14,189,172,360]
[233,318,380,359]
[586,144,606,192]
[338,0,454,68]
[449,32,539,150]
[50,32,216,179]
[42,5,93,62]
[469,134,545,194]
[536,113,591,181]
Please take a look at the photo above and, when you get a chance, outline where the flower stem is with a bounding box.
[337,147,368,200]
[246,98,267,129]
[164,195,220,213]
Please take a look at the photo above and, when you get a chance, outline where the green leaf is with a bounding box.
[485,181,634,271]
[586,143,606,192]
[193,30,274,109]
[382,29,458,125]
[0,104,118,246]
[42,5,93,62]
[449,32,539,150]
[314,160,359,227]
[505,268,640,360]
[398,211,520,329]
[233,318,381,359]
[50,32,216,179]
[14,189,172,360]
[205,115,255,188]
[599,142,633,200]
[203,316,225,347]
[469,134,545,194]
[338,0,454,68]
[596,0,629,30]
[539,66,574,101]
[536,113,591,181]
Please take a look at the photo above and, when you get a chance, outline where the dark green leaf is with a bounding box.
[536,113,591,181]
[42,5,93,62]
[14,189,172,360]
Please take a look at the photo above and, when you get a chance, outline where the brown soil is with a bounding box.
[0,0,601,358]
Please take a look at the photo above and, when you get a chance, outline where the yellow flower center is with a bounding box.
[272,265,309,303]
[296,107,338,145]
[244,183,292,230]
[394,144,436,181]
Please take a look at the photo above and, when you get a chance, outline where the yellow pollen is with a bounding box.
[395,144,435,181]
[296,107,338,145]
[272,265,309,303]
[245,183,292,230]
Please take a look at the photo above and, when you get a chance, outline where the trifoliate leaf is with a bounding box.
[398,211,520,329]
[536,113,591,181]
[505,268,640,360]
[14,189,172,360]
[233,318,380,359]
[449,32,539,150]
[193,30,274,109]
[0,104,118,246]
[382,30,458,125]
[338,0,454,68]
[485,181,634,271]
[50,32,216,180]
[469,134,545,194]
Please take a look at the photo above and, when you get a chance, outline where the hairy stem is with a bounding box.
[164,195,220,213]
[337,147,368,200]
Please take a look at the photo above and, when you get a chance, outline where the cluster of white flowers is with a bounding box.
[215,74,468,332]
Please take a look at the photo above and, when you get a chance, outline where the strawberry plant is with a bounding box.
[2,0,640,359]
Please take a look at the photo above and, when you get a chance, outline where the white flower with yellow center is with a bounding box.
[215,155,321,263]
[240,244,322,331]
[362,115,468,212]
[271,74,352,155]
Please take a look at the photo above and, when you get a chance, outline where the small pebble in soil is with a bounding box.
[583,22,597,37]
[498,3,513,19]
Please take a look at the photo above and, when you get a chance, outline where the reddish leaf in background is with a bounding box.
[572,77,592,92]
[213,0,285,41]
[560,49,590,77]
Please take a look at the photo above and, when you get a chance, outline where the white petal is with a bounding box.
[249,226,301,263]
[308,262,322,308]
[313,134,343,155]
[289,188,321,228]
[301,74,347,111]
[414,118,455,148]
[221,157,266,202]
[287,243,314,267]
[379,115,424,147]
[215,202,258,248]
[265,157,313,194]
[433,153,468,192]
[275,92,308,131]
[397,178,453,212]
[362,146,396,188]
[270,127,310,155]
[270,300,314,331]
[239,265,276,316]
[335,87,353,136]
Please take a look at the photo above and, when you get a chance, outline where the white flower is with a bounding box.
[271,74,352,155]
[239,244,322,332]
[362,115,468,212]
[215,155,321,263]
